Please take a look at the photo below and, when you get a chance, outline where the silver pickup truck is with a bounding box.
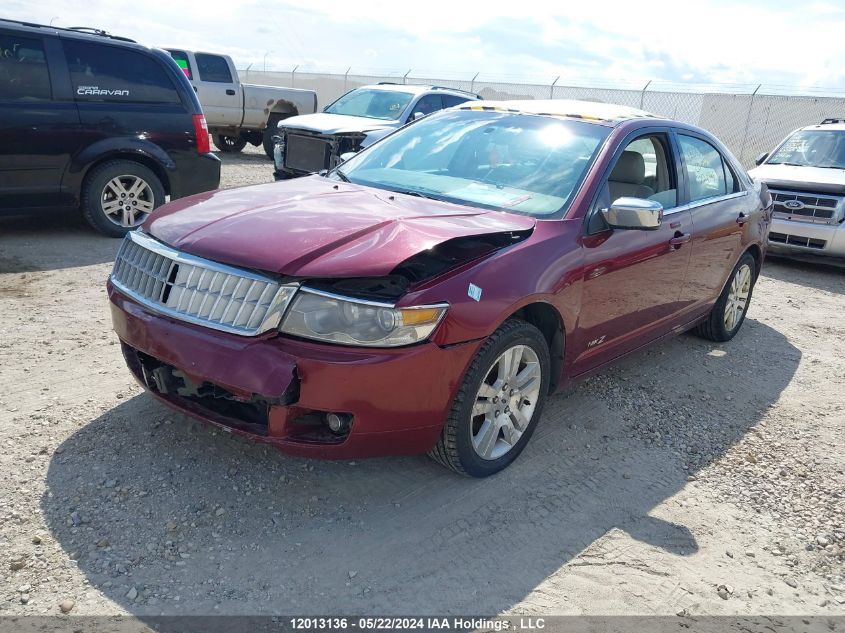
[165,49,318,157]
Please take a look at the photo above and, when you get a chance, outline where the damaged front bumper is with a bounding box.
[109,284,480,459]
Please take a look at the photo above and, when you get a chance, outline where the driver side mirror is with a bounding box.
[601,197,663,230]
[338,151,357,163]
[410,111,426,121]
[754,151,769,166]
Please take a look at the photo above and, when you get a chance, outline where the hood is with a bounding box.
[144,177,536,279]
[749,163,845,192]
[278,112,399,135]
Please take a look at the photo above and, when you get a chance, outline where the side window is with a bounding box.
[442,94,472,108]
[678,135,728,202]
[195,54,233,83]
[168,50,192,80]
[63,41,180,104]
[0,33,51,100]
[410,94,443,117]
[588,133,677,233]
[608,134,677,209]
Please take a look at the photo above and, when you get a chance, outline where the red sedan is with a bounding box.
[108,100,771,477]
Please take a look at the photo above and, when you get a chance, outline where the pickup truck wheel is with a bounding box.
[81,160,164,238]
[430,319,550,477]
[213,134,247,153]
[263,114,290,159]
[695,252,757,342]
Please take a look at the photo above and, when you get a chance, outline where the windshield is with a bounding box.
[333,110,610,218]
[768,130,845,169]
[324,89,414,121]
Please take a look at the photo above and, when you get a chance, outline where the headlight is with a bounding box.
[279,288,447,347]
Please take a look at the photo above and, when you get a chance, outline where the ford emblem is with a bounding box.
[784,200,805,210]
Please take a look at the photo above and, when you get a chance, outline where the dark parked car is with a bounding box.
[272,83,481,180]
[0,20,220,237]
[109,100,771,477]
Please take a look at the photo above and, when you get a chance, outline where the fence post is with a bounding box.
[550,76,560,99]
[403,69,411,85]
[739,84,762,164]
[470,72,479,93]
[639,80,652,109]
[344,67,351,92]
[291,65,299,87]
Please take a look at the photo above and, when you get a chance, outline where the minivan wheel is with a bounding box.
[213,134,247,153]
[695,252,757,342]
[81,160,165,238]
[430,319,550,477]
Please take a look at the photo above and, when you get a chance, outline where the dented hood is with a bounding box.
[144,176,536,278]
[278,112,398,135]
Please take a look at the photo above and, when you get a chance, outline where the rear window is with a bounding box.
[0,33,51,101]
[168,49,192,80]
[195,54,232,83]
[63,40,181,104]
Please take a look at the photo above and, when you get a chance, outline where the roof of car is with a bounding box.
[801,122,845,131]
[455,99,656,124]
[360,83,481,99]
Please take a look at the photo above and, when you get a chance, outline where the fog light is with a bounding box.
[326,412,352,435]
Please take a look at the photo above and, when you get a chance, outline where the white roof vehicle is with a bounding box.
[749,119,845,259]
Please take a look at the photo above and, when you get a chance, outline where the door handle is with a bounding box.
[736,213,747,225]
[669,233,691,248]
[226,89,236,95]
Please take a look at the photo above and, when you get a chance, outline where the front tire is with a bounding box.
[695,252,757,342]
[213,134,247,153]
[430,319,551,477]
[263,114,290,158]
[81,160,165,238]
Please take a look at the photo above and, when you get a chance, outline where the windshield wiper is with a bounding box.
[388,188,442,201]
[769,162,806,167]
[333,169,351,182]
[813,164,845,170]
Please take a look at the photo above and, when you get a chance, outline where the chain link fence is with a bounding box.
[240,68,845,168]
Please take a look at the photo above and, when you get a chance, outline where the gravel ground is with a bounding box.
[0,146,843,618]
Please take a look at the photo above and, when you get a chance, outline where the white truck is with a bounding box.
[165,49,318,157]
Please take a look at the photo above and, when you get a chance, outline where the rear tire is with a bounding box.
[263,113,290,158]
[213,134,247,153]
[430,319,551,477]
[695,252,757,342]
[81,160,165,238]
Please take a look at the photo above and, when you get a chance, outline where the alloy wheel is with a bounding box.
[724,263,752,331]
[471,344,542,460]
[100,175,154,228]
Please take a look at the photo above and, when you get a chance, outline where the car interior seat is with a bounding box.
[608,151,655,201]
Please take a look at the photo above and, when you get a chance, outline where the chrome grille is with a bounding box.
[769,188,843,224]
[111,231,298,336]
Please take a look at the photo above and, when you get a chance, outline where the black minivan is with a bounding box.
[0,20,220,237]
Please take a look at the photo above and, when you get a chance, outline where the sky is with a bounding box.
[6,0,845,93]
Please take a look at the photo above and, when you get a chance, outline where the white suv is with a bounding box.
[749,119,845,259]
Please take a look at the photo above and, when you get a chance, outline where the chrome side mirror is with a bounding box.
[601,197,663,230]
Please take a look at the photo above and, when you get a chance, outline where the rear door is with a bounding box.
[192,53,242,127]
[0,30,80,210]
[675,132,750,313]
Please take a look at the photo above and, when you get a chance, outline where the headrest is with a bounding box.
[611,151,646,184]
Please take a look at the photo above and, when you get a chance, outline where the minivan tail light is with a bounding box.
[193,114,210,154]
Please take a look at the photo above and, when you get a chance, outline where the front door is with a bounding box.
[192,53,242,128]
[574,131,694,374]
